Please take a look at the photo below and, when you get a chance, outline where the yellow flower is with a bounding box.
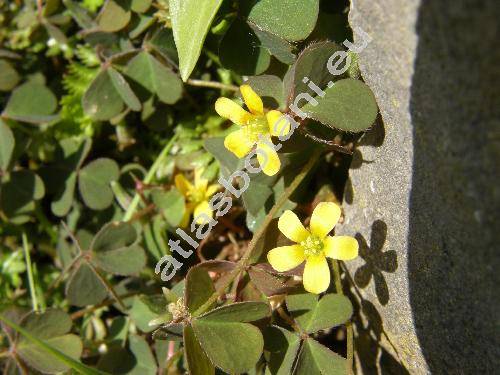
[174,169,219,227]
[267,202,359,294]
[215,84,291,176]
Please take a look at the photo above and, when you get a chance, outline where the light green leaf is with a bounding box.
[198,301,270,323]
[78,158,120,210]
[151,188,185,227]
[97,0,131,32]
[169,0,223,81]
[83,69,124,120]
[128,334,158,375]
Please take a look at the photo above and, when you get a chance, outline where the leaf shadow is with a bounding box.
[353,220,397,306]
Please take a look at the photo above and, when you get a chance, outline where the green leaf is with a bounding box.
[0,170,45,218]
[151,189,185,227]
[263,326,300,375]
[125,51,183,104]
[192,319,264,374]
[66,261,108,306]
[294,338,346,375]
[129,296,166,333]
[0,310,97,375]
[183,325,215,375]
[91,222,146,275]
[247,0,319,42]
[131,0,152,13]
[2,81,58,123]
[83,69,124,121]
[185,267,215,315]
[108,67,141,111]
[78,158,120,210]
[248,265,294,296]
[128,334,158,375]
[243,75,285,110]
[0,120,15,171]
[249,23,296,65]
[198,301,270,322]
[169,0,223,81]
[97,0,131,32]
[301,78,378,132]
[286,293,352,334]
[203,137,242,178]
[287,41,344,103]
[63,0,95,29]
[0,59,20,91]
[219,19,270,76]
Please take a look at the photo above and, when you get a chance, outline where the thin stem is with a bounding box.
[22,233,38,312]
[193,149,322,317]
[185,79,239,92]
[331,259,353,374]
[123,133,179,221]
[87,262,127,310]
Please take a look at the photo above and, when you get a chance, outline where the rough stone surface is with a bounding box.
[336,0,500,373]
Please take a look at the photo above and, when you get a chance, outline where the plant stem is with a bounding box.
[185,79,239,92]
[22,232,38,312]
[123,133,179,221]
[193,149,322,317]
[332,258,354,374]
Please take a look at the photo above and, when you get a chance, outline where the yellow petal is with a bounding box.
[175,174,193,196]
[303,255,330,294]
[205,184,219,198]
[194,168,208,192]
[193,200,213,225]
[180,203,194,228]
[215,97,251,125]
[256,139,280,176]
[310,202,341,238]
[267,245,305,272]
[323,236,359,260]
[224,129,254,158]
[266,110,291,137]
[278,210,309,243]
[240,84,263,115]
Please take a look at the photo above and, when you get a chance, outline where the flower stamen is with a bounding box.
[301,235,324,257]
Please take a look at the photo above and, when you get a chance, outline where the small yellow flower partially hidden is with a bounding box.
[267,202,358,294]
[175,169,219,227]
[215,84,291,176]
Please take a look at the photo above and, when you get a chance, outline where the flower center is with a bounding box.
[187,188,204,204]
[301,235,324,257]
[244,115,269,142]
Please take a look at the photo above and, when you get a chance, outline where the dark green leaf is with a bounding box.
[185,267,215,315]
[192,319,264,374]
[78,158,120,210]
[66,261,108,306]
[2,81,58,123]
[247,0,319,42]
[0,120,15,171]
[108,67,141,111]
[151,189,185,227]
[97,0,131,32]
[294,338,346,375]
[169,0,223,81]
[0,170,45,218]
[183,325,215,375]
[301,78,378,132]
[263,326,300,375]
[243,75,285,110]
[219,19,271,76]
[125,51,183,104]
[199,301,270,322]
[91,221,138,252]
[0,59,20,91]
[83,69,124,121]
[63,0,95,29]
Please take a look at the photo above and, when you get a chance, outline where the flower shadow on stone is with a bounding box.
[354,220,397,305]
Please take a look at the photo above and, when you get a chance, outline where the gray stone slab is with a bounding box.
[336,0,500,373]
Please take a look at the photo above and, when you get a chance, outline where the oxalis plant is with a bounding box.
[0,0,379,374]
